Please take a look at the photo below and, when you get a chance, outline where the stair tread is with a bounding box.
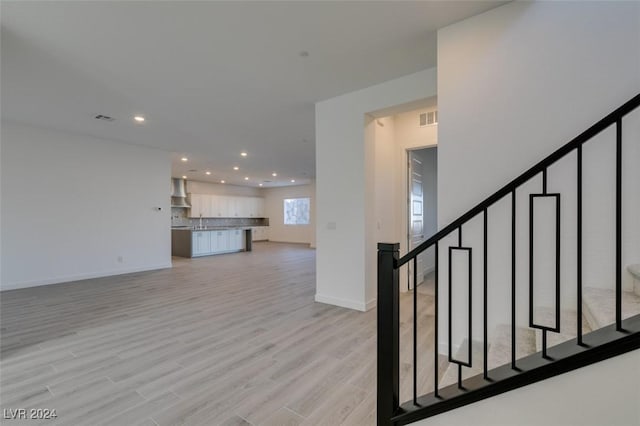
[486,324,536,369]
[532,307,592,352]
[583,286,640,329]
[440,339,484,387]
[628,264,640,281]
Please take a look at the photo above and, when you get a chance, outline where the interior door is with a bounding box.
[408,151,425,289]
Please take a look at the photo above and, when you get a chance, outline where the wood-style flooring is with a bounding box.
[0,242,440,426]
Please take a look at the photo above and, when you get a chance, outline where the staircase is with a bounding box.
[376,94,640,425]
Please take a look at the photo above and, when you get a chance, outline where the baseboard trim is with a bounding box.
[0,263,173,291]
[365,298,377,311]
[266,240,312,248]
[315,293,370,312]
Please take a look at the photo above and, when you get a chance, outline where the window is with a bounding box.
[284,197,310,225]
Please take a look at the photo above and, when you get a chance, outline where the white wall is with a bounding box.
[415,349,640,426]
[437,0,640,347]
[368,116,396,301]
[0,122,172,290]
[263,182,316,247]
[315,68,437,311]
[420,148,438,244]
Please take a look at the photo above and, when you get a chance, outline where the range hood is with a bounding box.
[170,178,191,208]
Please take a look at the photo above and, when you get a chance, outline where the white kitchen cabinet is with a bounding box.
[229,229,244,250]
[188,194,266,218]
[256,198,265,217]
[209,195,229,217]
[224,197,236,217]
[188,194,202,218]
[237,197,251,218]
[188,193,212,218]
[246,198,256,217]
[251,226,269,241]
[192,231,211,256]
[211,230,230,252]
[247,197,263,217]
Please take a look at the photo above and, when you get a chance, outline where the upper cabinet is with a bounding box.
[188,193,210,218]
[188,194,266,219]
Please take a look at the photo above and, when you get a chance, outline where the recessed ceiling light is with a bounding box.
[291,179,295,183]
[272,172,277,177]
[220,180,225,184]
[134,116,145,122]
[181,157,188,162]
[244,177,249,181]
[205,171,211,175]
[259,183,263,187]
[182,175,187,179]
[240,152,248,157]
[233,166,239,171]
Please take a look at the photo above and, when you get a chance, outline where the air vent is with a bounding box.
[188,169,198,172]
[419,110,438,127]
[95,114,115,122]
[263,180,272,183]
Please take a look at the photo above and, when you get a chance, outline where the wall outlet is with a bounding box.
[117,256,124,263]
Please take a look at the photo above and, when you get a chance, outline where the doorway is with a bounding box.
[408,147,437,290]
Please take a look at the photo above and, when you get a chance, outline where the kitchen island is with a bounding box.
[171,227,252,258]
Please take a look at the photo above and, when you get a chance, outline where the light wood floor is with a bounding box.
[0,242,440,426]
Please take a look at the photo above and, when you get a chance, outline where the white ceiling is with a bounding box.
[1,1,506,187]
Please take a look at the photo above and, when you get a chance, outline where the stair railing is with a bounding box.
[377,93,640,426]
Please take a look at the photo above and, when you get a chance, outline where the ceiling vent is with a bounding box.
[419,110,438,127]
[95,114,115,122]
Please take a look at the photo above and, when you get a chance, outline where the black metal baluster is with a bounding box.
[434,243,439,398]
[529,190,561,359]
[529,192,534,333]
[467,245,472,376]
[616,119,622,331]
[448,246,453,371]
[483,208,488,380]
[555,192,561,337]
[577,145,584,345]
[413,256,417,405]
[512,189,517,370]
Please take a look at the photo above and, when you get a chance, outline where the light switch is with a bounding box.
[327,221,337,230]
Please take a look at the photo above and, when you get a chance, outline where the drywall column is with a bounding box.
[315,68,437,311]
[437,1,640,348]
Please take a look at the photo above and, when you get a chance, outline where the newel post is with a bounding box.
[377,243,400,426]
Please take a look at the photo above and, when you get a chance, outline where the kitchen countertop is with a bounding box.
[171,226,254,232]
